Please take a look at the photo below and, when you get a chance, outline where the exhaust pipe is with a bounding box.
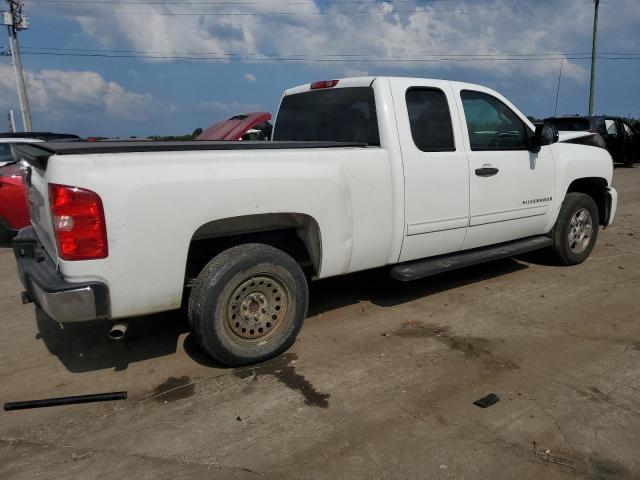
[108,321,129,341]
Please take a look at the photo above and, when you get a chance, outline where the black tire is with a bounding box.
[188,243,308,366]
[550,193,599,266]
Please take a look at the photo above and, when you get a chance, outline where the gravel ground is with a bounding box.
[1,168,639,480]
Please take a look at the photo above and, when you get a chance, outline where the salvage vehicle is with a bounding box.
[544,115,639,167]
[197,112,273,141]
[13,77,617,366]
[0,137,44,246]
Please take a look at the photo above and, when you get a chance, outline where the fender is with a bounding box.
[545,142,613,232]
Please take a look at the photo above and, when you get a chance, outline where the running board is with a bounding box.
[390,236,553,282]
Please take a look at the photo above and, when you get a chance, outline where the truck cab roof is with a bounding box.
[284,76,494,96]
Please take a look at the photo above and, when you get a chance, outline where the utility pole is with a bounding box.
[588,0,600,116]
[8,109,16,132]
[3,0,32,131]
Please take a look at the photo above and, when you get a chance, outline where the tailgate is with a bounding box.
[14,144,58,262]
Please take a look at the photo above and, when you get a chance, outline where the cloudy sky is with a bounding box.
[1,0,639,137]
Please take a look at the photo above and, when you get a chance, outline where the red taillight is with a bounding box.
[310,80,339,90]
[48,183,108,260]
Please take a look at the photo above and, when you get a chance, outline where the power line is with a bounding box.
[26,0,454,3]
[24,0,598,5]
[8,46,589,56]
[21,0,579,16]
[33,7,516,15]
[7,49,640,62]
[18,45,640,58]
[21,0,546,4]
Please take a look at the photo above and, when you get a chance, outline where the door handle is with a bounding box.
[475,167,499,177]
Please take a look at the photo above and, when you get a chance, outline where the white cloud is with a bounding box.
[244,73,257,83]
[0,64,173,121]
[343,68,370,78]
[52,0,625,82]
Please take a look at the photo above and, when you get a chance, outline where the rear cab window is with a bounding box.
[273,87,380,145]
[406,88,455,152]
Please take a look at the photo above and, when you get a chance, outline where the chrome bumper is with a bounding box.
[13,227,110,323]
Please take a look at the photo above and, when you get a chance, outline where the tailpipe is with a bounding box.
[108,321,129,341]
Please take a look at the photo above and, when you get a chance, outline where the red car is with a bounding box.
[197,112,272,141]
[0,119,272,247]
[0,133,80,246]
[0,139,41,246]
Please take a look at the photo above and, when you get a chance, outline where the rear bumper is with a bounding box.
[0,218,19,248]
[605,186,618,227]
[13,227,110,323]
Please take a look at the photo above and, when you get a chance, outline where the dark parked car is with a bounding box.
[0,131,80,142]
[544,116,639,167]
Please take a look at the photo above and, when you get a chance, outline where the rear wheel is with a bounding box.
[188,243,308,366]
[550,193,599,265]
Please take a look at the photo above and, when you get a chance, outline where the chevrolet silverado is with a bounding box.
[12,77,618,366]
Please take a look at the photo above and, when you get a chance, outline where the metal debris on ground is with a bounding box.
[241,372,257,383]
[72,452,93,461]
[4,391,127,411]
[473,393,500,408]
[532,442,576,469]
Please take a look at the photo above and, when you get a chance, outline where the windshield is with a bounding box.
[274,87,380,145]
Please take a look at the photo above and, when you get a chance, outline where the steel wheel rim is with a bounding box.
[224,273,291,346]
[568,208,593,254]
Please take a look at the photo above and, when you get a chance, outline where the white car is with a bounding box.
[13,77,617,365]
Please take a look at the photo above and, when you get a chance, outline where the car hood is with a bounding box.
[558,131,594,142]
[197,112,272,141]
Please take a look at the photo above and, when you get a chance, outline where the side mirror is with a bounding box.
[529,124,559,153]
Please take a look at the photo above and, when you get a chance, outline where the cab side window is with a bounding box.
[406,88,455,152]
[460,90,528,151]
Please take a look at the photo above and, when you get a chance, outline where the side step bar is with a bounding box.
[390,236,553,282]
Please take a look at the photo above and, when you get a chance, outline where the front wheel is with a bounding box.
[188,243,309,366]
[550,193,599,266]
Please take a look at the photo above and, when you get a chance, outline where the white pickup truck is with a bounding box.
[13,77,617,366]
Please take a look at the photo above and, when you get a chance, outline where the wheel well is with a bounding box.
[185,213,321,283]
[566,177,608,225]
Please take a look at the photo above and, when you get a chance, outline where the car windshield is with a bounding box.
[274,87,380,145]
[547,118,591,131]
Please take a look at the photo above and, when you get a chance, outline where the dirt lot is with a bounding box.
[1,169,639,480]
